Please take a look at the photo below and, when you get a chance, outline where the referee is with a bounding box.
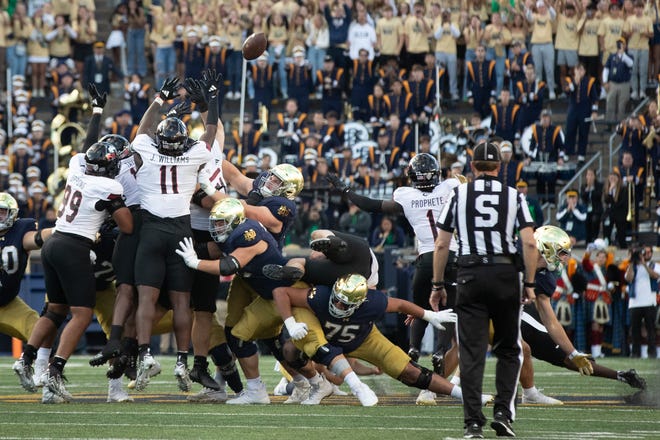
[431,142,538,439]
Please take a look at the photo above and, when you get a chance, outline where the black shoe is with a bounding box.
[124,353,138,381]
[407,348,420,362]
[464,423,484,439]
[491,412,515,437]
[190,364,220,390]
[89,340,121,366]
[431,351,445,376]
[106,354,129,379]
[262,264,304,281]
[619,369,647,390]
[310,236,347,254]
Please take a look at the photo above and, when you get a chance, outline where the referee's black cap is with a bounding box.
[473,142,501,162]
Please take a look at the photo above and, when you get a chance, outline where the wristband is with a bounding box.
[523,281,535,288]
[34,229,44,248]
[92,107,103,114]
[154,96,164,105]
[432,280,445,288]
[568,349,579,360]
[431,285,445,292]
[422,310,434,322]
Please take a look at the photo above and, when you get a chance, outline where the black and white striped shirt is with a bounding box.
[437,175,535,256]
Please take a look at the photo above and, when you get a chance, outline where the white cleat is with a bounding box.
[522,389,563,405]
[134,354,158,391]
[187,387,228,403]
[174,362,193,392]
[415,389,437,406]
[45,370,72,402]
[331,383,348,396]
[284,379,310,404]
[12,359,36,393]
[301,376,334,405]
[481,394,494,406]
[33,360,48,388]
[107,378,134,403]
[42,386,66,404]
[226,384,270,404]
[273,377,290,396]
[353,382,378,407]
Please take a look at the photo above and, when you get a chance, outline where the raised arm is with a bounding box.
[82,84,107,152]
[136,76,181,137]
[326,173,403,214]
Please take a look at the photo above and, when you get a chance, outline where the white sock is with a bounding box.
[450,385,462,400]
[450,375,461,386]
[246,377,263,390]
[523,386,538,397]
[308,373,322,386]
[641,345,649,359]
[36,347,51,362]
[109,378,122,389]
[591,345,602,358]
[343,371,362,393]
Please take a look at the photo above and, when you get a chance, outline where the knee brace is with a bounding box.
[311,343,343,367]
[281,341,308,370]
[44,310,67,329]
[209,343,233,367]
[225,327,258,358]
[262,337,284,363]
[401,361,433,390]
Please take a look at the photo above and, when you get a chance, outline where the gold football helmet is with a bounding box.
[0,193,19,231]
[209,198,246,242]
[534,225,572,272]
[259,164,304,200]
[329,274,368,318]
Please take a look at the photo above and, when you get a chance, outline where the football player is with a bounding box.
[14,141,133,402]
[271,274,467,406]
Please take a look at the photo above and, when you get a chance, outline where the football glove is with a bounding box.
[182,78,208,112]
[175,237,200,269]
[197,166,216,196]
[284,317,308,340]
[202,68,223,98]
[246,189,264,205]
[166,101,192,118]
[422,309,457,330]
[88,83,107,109]
[158,76,180,101]
[326,173,349,193]
[569,350,594,376]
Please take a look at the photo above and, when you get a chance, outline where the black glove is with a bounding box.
[191,188,207,207]
[167,100,192,118]
[158,76,180,101]
[326,173,349,192]
[246,189,264,205]
[183,78,208,112]
[88,83,107,109]
[202,68,223,98]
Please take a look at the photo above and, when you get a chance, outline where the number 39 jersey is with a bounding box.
[392,180,459,254]
[307,286,388,353]
[190,140,226,231]
[0,218,37,306]
[55,156,125,241]
[132,134,213,218]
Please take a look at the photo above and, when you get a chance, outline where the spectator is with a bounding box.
[556,189,588,245]
[322,0,351,68]
[497,141,523,188]
[7,3,32,79]
[83,41,123,96]
[295,201,330,243]
[581,168,604,244]
[466,45,496,118]
[348,9,377,61]
[317,55,345,116]
[462,14,484,100]
[603,170,629,248]
[581,247,613,358]
[277,98,308,158]
[338,201,372,239]
[126,0,147,78]
[181,29,204,83]
[515,63,546,130]
[578,3,600,84]
[25,181,50,222]
[307,13,330,86]
[250,52,274,120]
[624,0,653,101]
[351,49,379,121]
[403,2,432,67]
[72,5,97,77]
[367,83,391,129]
[483,12,511,96]
[28,7,51,98]
[286,13,308,58]
[232,115,262,158]
[527,109,565,204]
[224,9,246,100]
[516,180,544,227]
[109,110,138,142]
[0,8,9,90]
[387,78,412,122]
[370,216,405,251]
[506,40,531,91]
[489,89,521,144]
[106,3,128,74]
[555,1,582,94]
[267,13,289,99]
[433,7,460,101]
[39,206,57,229]
[526,0,557,100]
[604,37,634,124]
[564,63,599,163]
[375,5,403,67]
[598,3,625,80]
[150,0,177,89]
[286,46,314,113]
[617,118,647,171]
[624,245,659,359]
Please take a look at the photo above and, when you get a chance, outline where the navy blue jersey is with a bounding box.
[257,197,297,249]
[307,286,388,353]
[219,219,291,299]
[534,268,557,298]
[0,218,37,306]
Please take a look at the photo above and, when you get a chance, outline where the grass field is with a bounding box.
[0,355,658,440]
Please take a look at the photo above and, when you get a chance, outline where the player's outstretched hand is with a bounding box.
[158,76,180,101]
[175,237,201,269]
[88,83,107,109]
[284,317,308,340]
[423,309,457,330]
[167,100,192,118]
[326,173,348,192]
[569,350,594,376]
[202,68,223,98]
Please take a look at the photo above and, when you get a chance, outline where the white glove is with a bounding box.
[175,237,200,269]
[284,317,308,340]
[422,308,458,331]
[197,166,216,196]
[89,250,97,265]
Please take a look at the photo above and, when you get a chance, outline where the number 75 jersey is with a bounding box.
[55,156,125,242]
[392,180,459,254]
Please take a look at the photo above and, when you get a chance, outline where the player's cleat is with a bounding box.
[464,423,484,439]
[42,386,66,404]
[262,264,304,281]
[618,369,647,390]
[522,389,563,405]
[310,236,347,253]
[416,389,437,405]
[481,394,494,406]
[353,382,378,407]
[174,362,193,392]
[226,384,270,404]
[331,383,348,396]
[301,376,334,405]
[490,411,515,437]
[284,379,310,404]
[13,358,36,393]
[89,340,121,366]
[106,355,129,380]
[187,387,228,403]
[33,359,48,388]
[107,378,133,403]
[124,353,138,380]
[190,364,220,390]
[407,348,420,362]
[45,368,73,402]
[273,377,290,396]
[134,354,158,391]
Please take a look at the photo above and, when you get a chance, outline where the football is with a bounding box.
[242,32,267,61]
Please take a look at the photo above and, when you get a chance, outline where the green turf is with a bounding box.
[0,355,658,439]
